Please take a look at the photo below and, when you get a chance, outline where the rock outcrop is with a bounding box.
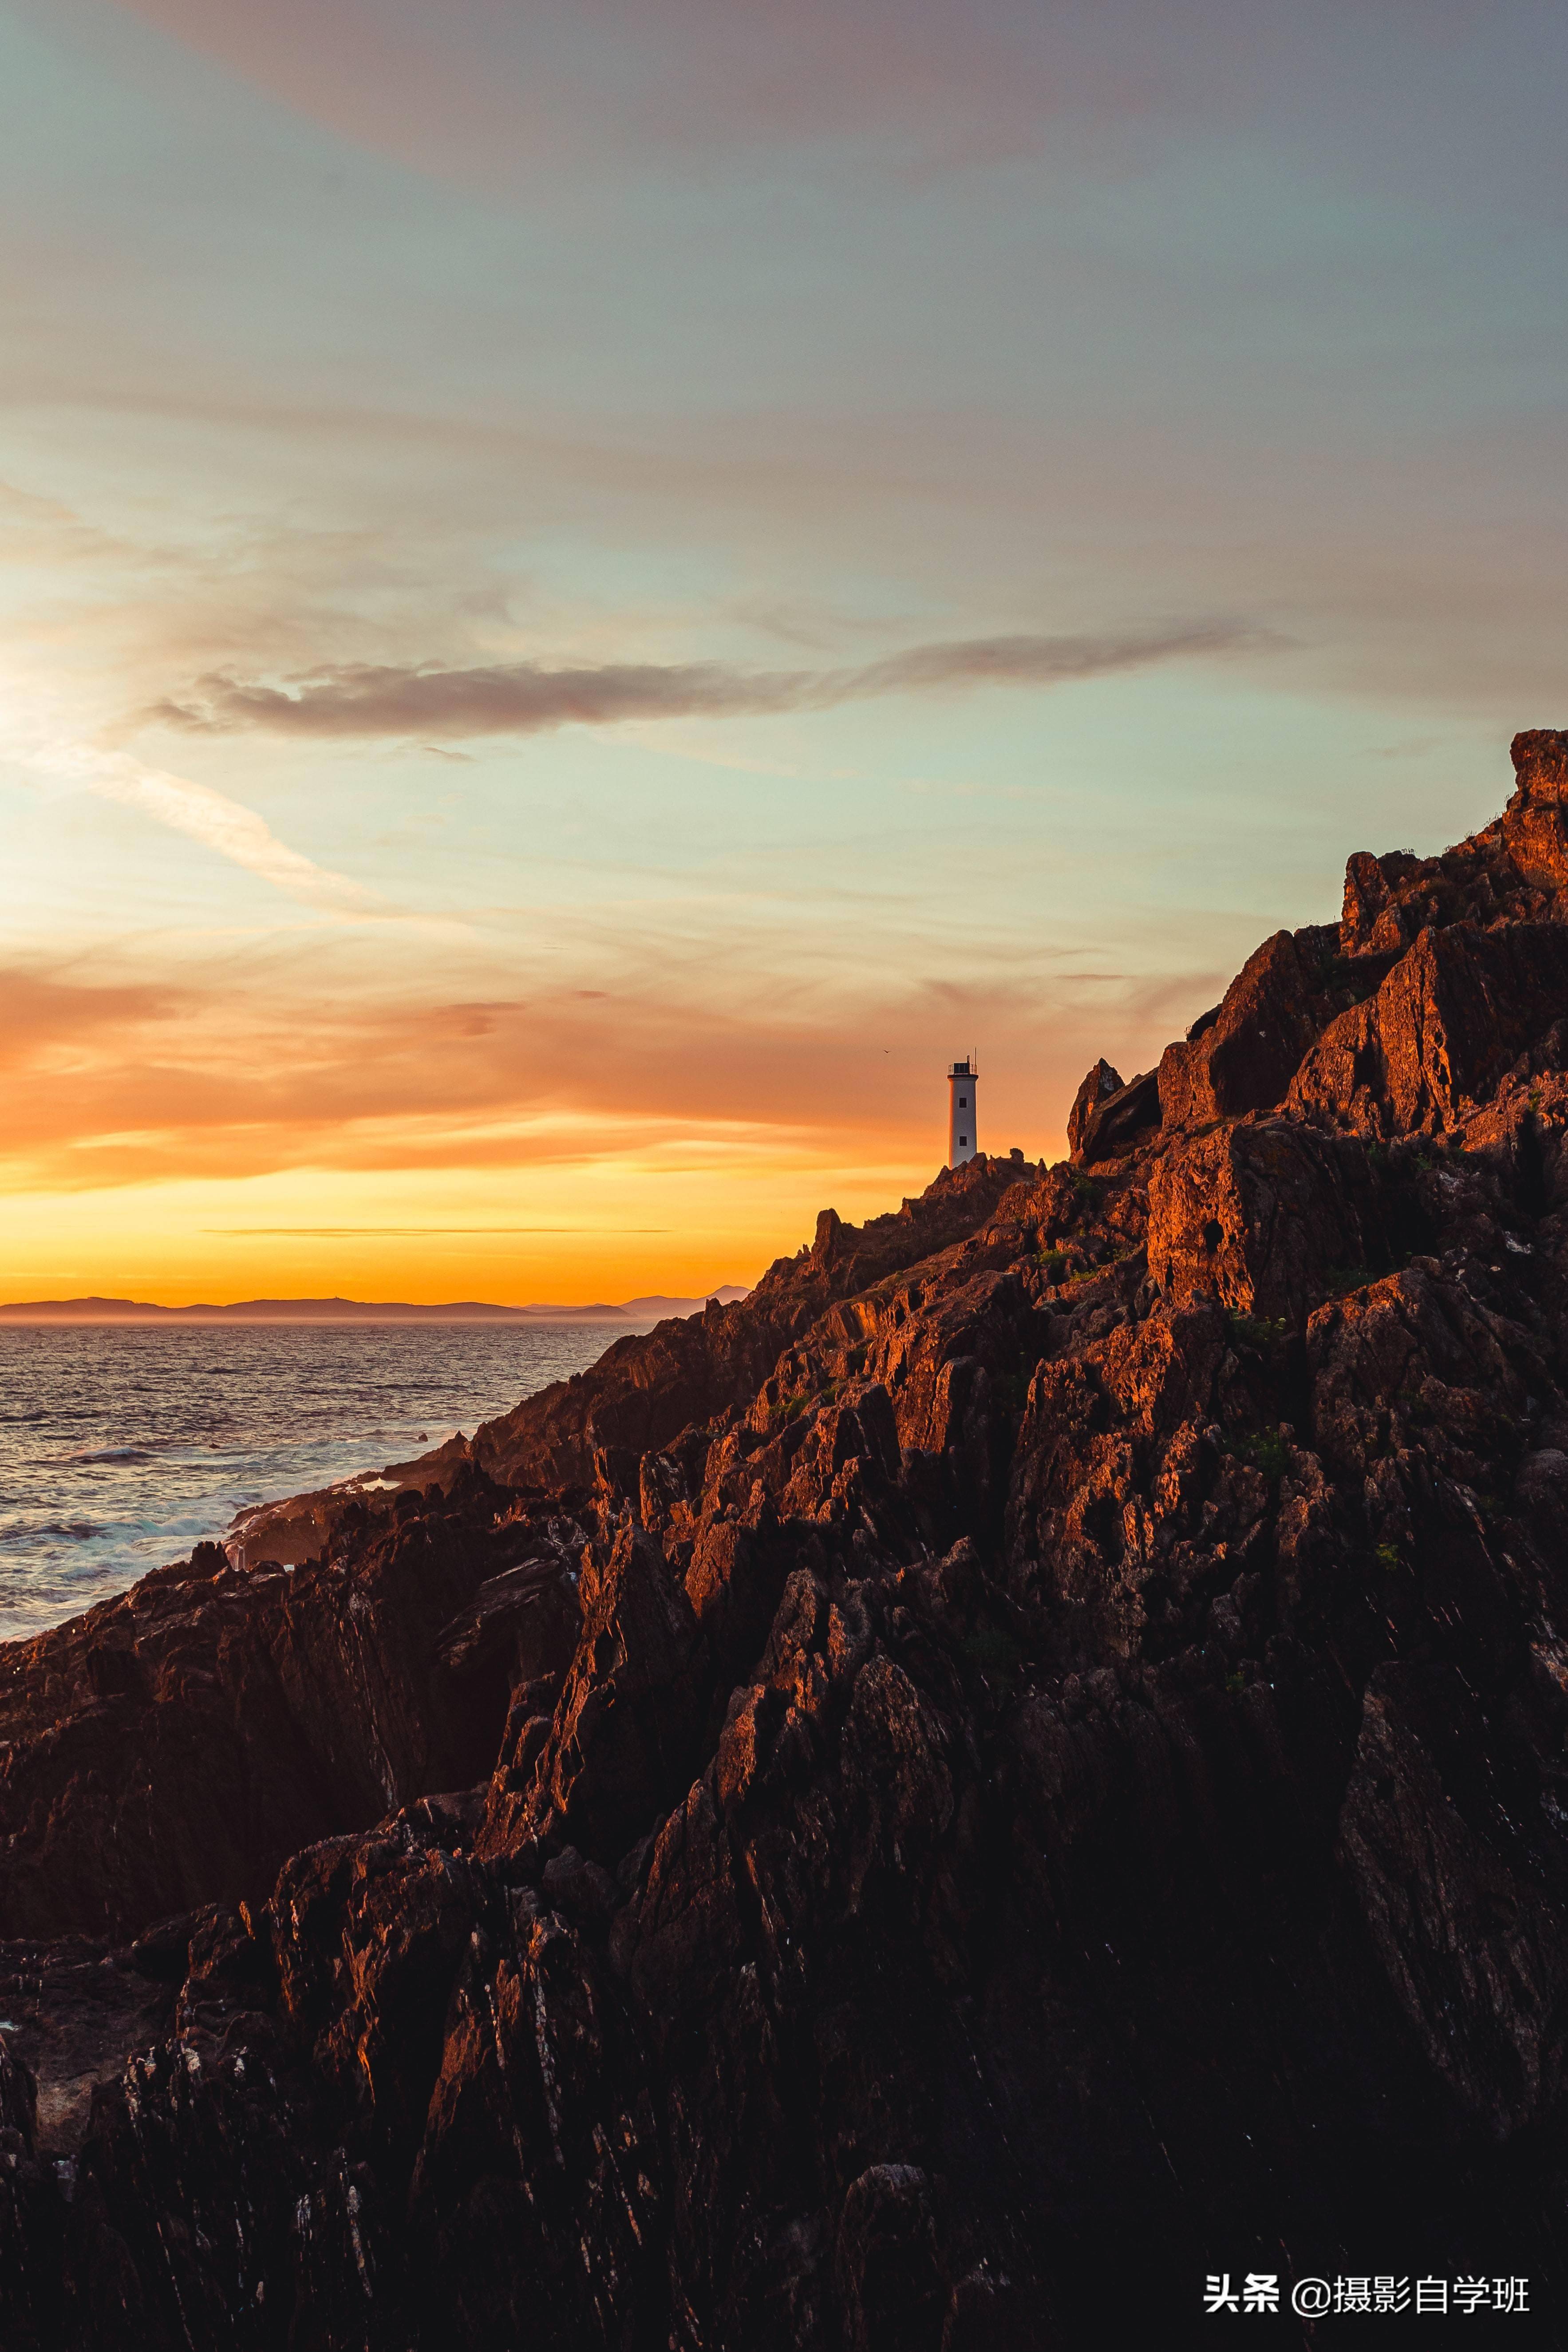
[7,734,1568,2343]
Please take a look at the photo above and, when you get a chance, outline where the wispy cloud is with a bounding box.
[154,620,1256,741]
[87,755,382,915]
[0,679,380,916]
[104,0,1155,190]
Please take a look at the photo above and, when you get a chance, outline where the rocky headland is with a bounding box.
[8,732,1568,2344]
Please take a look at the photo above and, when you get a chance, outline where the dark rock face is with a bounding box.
[1068,1061,1160,1163]
[1511,726,1568,807]
[1147,1119,1391,1325]
[1341,847,1425,955]
[1289,923,1568,1138]
[12,741,1568,2341]
[0,1480,536,1940]
[1157,925,1339,1128]
[1065,1057,1121,1156]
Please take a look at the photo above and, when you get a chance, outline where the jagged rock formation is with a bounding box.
[6,734,1568,2344]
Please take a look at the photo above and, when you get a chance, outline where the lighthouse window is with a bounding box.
[959,1095,968,1107]
[959,1135,968,1146]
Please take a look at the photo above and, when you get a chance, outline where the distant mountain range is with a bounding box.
[0,1289,751,1325]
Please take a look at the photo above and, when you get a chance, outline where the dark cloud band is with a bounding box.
[154,621,1256,740]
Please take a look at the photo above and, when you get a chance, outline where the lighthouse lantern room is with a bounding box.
[947,1059,978,1167]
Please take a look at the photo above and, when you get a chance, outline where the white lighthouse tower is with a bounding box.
[947,1059,978,1166]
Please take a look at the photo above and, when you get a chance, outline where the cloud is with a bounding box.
[0,969,176,1077]
[86,756,383,915]
[98,0,1155,192]
[0,933,1227,1196]
[155,620,1256,740]
[0,679,382,915]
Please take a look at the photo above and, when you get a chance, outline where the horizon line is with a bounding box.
[0,1285,754,1324]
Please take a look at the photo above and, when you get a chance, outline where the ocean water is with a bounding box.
[0,1321,631,1644]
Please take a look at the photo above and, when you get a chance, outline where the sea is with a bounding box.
[0,1321,631,1644]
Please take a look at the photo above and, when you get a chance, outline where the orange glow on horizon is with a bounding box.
[0,940,1105,1308]
[0,1120,1069,1310]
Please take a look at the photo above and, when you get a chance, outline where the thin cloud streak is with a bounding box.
[154,621,1257,741]
[0,677,381,916]
[87,757,382,917]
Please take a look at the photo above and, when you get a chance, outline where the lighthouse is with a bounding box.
[947,1059,978,1167]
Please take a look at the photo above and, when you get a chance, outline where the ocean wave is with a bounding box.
[0,1520,103,1546]
[57,1445,159,1466]
[0,1321,614,1640]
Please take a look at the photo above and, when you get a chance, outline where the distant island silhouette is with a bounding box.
[0,1289,751,1324]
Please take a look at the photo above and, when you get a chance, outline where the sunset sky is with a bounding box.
[3,0,1566,1305]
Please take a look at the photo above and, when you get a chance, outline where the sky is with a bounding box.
[2,0,1566,1306]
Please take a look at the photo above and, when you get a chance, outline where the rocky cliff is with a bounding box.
[7,734,1568,2345]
